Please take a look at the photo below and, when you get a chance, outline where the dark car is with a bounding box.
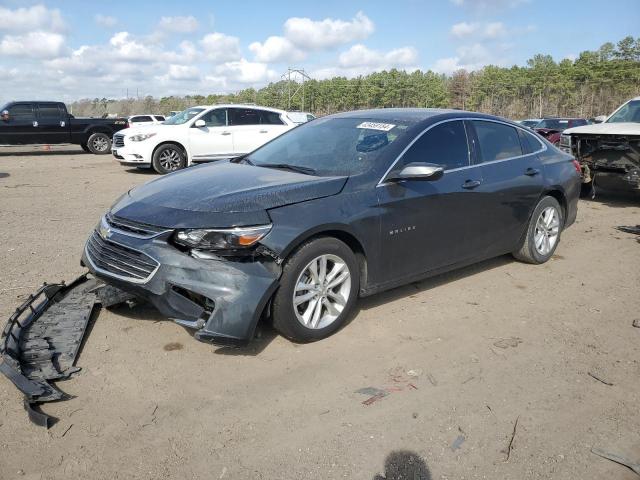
[534,118,588,145]
[0,101,127,154]
[82,109,581,345]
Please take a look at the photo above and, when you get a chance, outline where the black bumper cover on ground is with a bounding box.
[0,274,133,427]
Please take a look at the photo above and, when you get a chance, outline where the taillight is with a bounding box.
[571,159,581,174]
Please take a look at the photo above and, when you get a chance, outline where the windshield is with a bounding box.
[536,119,569,130]
[245,117,410,176]
[163,107,205,125]
[607,100,640,123]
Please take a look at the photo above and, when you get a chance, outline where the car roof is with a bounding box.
[326,108,523,129]
[190,104,287,114]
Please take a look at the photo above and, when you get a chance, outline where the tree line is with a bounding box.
[69,36,640,120]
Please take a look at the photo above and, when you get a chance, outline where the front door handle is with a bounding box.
[221,131,231,136]
[259,129,268,133]
[461,179,481,189]
[32,121,38,127]
[525,168,540,176]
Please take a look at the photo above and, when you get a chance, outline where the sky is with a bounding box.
[0,0,638,104]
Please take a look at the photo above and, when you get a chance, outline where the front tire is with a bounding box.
[87,133,111,154]
[512,196,563,264]
[80,143,91,153]
[272,237,359,342]
[152,144,186,174]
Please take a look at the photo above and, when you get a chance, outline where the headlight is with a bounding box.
[174,225,272,251]
[560,134,571,148]
[129,133,157,142]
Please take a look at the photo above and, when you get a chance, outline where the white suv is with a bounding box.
[112,105,297,174]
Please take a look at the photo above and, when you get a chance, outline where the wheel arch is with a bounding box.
[275,225,369,294]
[152,140,188,161]
[542,188,568,222]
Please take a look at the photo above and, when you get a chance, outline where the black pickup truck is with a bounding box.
[0,101,127,154]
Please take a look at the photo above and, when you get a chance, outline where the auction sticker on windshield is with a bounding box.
[357,122,396,131]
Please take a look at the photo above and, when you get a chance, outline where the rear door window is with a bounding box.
[154,115,165,121]
[399,120,470,171]
[259,110,284,125]
[37,104,63,122]
[228,108,261,126]
[472,121,523,162]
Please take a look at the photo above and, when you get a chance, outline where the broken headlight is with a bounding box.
[174,225,272,251]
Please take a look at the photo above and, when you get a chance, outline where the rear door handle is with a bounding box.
[259,129,268,133]
[221,131,231,136]
[32,121,38,127]
[525,168,540,176]
[461,180,481,189]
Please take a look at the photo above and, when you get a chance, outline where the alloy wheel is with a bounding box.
[159,148,182,171]
[92,136,109,152]
[292,254,351,330]
[534,206,560,255]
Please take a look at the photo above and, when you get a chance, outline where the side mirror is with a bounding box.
[194,119,206,128]
[593,115,606,124]
[389,162,444,182]
[1,110,8,122]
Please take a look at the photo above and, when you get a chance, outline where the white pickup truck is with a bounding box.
[112,105,301,174]
[560,97,640,191]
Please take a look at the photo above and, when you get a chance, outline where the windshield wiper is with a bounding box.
[259,163,316,175]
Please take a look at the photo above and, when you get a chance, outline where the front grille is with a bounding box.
[86,231,159,282]
[105,212,167,238]
[113,134,125,148]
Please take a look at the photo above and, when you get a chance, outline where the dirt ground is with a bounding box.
[0,145,639,480]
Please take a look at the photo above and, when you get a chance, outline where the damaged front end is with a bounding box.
[0,275,134,427]
[561,133,640,191]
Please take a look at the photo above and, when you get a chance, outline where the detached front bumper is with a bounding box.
[81,226,281,345]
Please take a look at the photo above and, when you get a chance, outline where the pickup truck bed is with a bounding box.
[0,101,127,154]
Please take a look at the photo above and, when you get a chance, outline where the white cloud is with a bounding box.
[339,44,418,69]
[0,4,65,33]
[432,42,508,74]
[451,21,507,39]
[157,16,199,33]
[284,11,374,50]
[214,59,277,84]
[165,64,200,81]
[95,14,118,28]
[451,22,478,38]
[200,32,242,62]
[249,36,305,63]
[0,32,66,58]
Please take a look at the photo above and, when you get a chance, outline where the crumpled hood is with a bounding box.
[564,122,640,136]
[111,162,348,228]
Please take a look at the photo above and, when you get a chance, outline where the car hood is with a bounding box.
[564,122,640,136]
[111,162,348,228]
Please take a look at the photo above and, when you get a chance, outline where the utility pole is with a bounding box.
[281,68,311,111]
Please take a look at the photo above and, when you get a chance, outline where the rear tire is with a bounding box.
[80,143,91,153]
[512,196,563,264]
[272,237,359,342]
[87,132,111,154]
[152,144,186,174]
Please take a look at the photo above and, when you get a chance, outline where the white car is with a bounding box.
[127,114,165,127]
[113,105,296,174]
[560,96,640,191]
